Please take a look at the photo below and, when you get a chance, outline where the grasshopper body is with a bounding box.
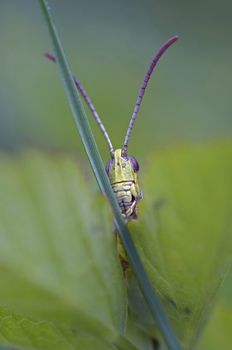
[46,36,178,221]
[106,149,142,220]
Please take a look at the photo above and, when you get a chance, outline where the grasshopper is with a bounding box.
[45,35,178,221]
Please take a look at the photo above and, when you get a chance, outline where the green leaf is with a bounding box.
[0,306,120,350]
[129,141,232,348]
[197,264,232,349]
[0,152,127,345]
[197,302,232,350]
[125,314,156,350]
[0,305,142,350]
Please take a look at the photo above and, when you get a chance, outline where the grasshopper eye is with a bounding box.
[128,156,139,172]
[105,159,112,175]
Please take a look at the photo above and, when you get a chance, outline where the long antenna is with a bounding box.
[45,53,114,154]
[122,35,179,155]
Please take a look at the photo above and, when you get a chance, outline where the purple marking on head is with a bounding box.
[128,156,139,172]
[105,159,112,175]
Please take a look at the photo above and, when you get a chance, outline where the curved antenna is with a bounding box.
[122,35,179,154]
[45,53,114,154]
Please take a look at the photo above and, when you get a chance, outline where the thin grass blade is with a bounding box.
[38,1,181,349]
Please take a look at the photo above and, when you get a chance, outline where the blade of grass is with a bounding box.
[38,1,181,349]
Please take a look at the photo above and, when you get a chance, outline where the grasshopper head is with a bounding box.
[105,149,139,184]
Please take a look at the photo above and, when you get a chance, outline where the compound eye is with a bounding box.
[105,159,112,175]
[128,156,139,172]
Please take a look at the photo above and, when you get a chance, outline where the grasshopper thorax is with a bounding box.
[105,149,139,185]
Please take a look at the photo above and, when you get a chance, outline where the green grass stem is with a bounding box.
[38,1,181,349]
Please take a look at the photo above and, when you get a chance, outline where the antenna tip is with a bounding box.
[169,35,179,44]
[161,35,179,51]
[44,52,56,62]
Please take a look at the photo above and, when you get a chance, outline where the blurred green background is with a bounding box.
[0,1,231,348]
[0,0,231,162]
